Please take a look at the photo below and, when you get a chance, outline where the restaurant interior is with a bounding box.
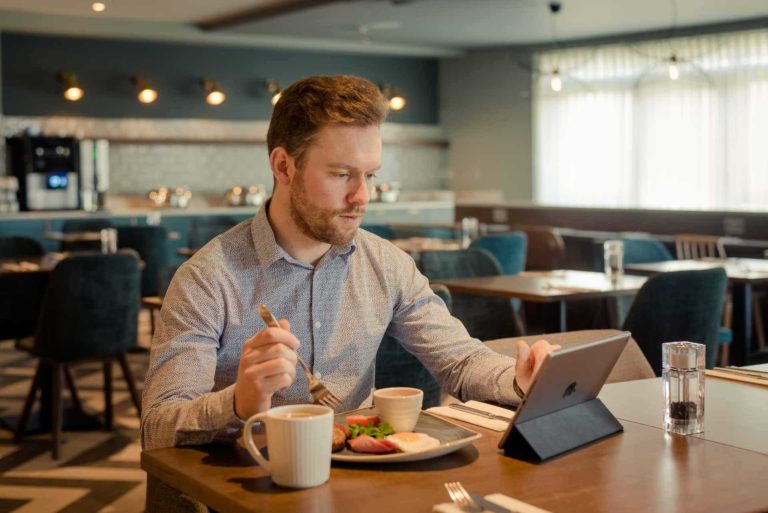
[1,1,767,512]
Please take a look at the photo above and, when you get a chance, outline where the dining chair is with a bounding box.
[117,225,170,298]
[420,248,524,341]
[188,216,238,249]
[674,234,726,260]
[14,251,143,459]
[622,268,727,375]
[512,225,566,271]
[61,218,114,252]
[392,225,456,240]
[374,285,452,408]
[469,232,527,276]
[0,236,47,344]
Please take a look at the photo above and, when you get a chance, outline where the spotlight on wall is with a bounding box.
[132,76,158,104]
[266,80,282,106]
[380,84,406,111]
[58,72,84,102]
[91,2,106,12]
[550,69,562,92]
[201,79,226,105]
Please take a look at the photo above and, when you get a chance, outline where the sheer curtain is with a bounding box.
[534,29,768,211]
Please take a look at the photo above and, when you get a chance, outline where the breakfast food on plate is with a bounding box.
[385,432,441,452]
[332,422,350,453]
[331,414,441,454]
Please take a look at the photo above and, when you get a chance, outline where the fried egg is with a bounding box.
[385,432,441,453]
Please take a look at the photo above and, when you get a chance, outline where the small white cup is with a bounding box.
[242,404,333,488]
[373,387,424,432]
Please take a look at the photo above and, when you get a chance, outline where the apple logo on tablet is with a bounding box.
[563,382,577,398]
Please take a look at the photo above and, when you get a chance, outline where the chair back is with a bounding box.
[622,268,727,374]
[33,252,141,361]
[117,225,169,297]
[188,217,238,249]
[674,234,726,259]
[392,225,456,240]
[622,238,673,265]
[361,224,396,239]
[420,248,522,340]
[470,232,527,275]
[61,218,114,252]
[0,236,43,258]
[513,225,566,271]
[375,285,451,408]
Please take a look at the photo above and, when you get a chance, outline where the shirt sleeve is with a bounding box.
[140,260,244,450]
[385,250,523,405]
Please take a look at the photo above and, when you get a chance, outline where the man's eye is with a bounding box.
[366,174,378,181]
[336,173,350,179]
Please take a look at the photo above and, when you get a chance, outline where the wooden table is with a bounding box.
[390,237,462,255]
[626,258,768,365]
[142,374,768,513]
[435,270,647,332]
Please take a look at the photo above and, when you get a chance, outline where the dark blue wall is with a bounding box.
[1,32,438,124]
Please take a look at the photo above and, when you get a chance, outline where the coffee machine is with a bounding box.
[6,135,81,211]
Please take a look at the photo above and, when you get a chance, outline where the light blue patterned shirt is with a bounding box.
[141,204,520,450]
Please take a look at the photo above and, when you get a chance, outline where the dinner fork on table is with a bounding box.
[257,304,342,410]
[444,481,484,513]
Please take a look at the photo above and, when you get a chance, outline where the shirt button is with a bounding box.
[315,321,322,329]
[315,371,322,379]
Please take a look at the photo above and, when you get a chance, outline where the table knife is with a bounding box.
[469,493,517,513]
[448,403,512,422]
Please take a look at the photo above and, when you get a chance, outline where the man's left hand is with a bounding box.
[514,339,562,394]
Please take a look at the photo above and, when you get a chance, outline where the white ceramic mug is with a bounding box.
[373,387,424,432]
[242,404,333,488]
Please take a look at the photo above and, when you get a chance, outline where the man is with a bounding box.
[141,75,559,450]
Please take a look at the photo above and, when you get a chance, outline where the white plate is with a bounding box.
[331,407,482,463]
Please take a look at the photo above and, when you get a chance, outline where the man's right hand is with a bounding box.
[234,319,299,420]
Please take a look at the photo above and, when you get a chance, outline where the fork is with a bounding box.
[444,481,484,513]
[258,304,342,410]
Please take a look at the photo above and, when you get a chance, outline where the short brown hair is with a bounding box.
[267,75,389,168]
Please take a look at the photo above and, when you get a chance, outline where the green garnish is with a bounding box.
[348,421,394,439]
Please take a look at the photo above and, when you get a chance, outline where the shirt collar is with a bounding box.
[251,200,357,268]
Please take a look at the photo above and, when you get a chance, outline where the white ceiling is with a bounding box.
[0,0,767,55]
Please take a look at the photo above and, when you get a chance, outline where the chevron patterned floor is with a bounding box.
[0,312,153,513]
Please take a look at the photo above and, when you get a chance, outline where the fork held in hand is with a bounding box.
[257,304,342,410]
[444,482,484,513]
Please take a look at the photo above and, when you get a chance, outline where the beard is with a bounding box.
[289,171,364,246]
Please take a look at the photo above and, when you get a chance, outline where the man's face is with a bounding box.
[288,124,381,245]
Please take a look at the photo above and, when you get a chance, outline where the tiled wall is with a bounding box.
[0,116,448,197]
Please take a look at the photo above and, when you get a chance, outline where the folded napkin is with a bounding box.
[427,401,515,431]
[433,493,552,513]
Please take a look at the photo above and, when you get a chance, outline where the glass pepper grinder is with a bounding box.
[662,341,705,435]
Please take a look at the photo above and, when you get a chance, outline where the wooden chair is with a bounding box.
[674,234,726,260]
[512,225,566,271]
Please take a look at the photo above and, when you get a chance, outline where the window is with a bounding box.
[534,29,768,211]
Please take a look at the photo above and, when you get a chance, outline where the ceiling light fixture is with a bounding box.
[668,54,680,81]
[550,69,562,92]
[266,80,282,106]
[132,76,158,104]
[380,84,406,111]
[201,79,226,106]
[58,72,84,102]
[91,2,106,12]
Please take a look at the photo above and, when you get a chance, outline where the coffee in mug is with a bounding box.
[242,404,333,488]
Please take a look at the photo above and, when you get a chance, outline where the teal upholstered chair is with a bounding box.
[470,232,527,276]
[362,224,396,239]
[14,252,143,459]
[622,268,727,375]
[61,218,113,252]
[420,248,524,341]
[393,225,456,240]
[374,285,452,408]
[188,217,238,249]
[117,225,170,297]
[0,236,46,343]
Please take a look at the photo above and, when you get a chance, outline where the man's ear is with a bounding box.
[269,147,294,186]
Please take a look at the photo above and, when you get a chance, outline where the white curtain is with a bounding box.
[534,29,768,211]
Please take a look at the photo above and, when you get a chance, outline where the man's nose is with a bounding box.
[348,178,370,206]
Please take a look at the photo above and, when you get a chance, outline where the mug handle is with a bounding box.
[243,412,271,474]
